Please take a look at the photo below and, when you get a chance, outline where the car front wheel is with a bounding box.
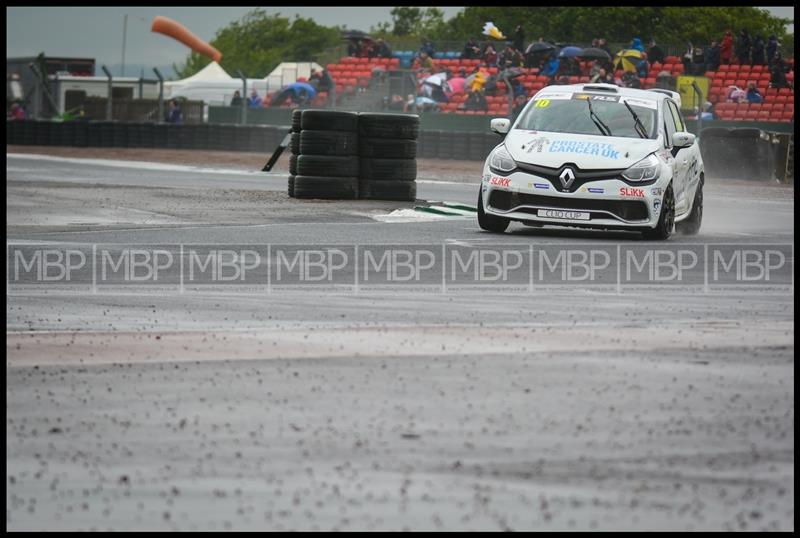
[676,178,703,235]
[641,183,675,240]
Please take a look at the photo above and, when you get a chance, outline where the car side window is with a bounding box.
[663,102,677,147]
[668,101,685,132]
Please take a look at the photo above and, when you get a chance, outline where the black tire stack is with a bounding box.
[287,109,302,197]
[291,110,360,199]
[358,113,419,202]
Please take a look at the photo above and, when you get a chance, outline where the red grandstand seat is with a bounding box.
[778,88,792,96]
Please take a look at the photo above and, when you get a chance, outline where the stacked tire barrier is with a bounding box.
[358,113,419,201]
[292,110,360,200]
[699,127,778,181]
[285,111,420,201]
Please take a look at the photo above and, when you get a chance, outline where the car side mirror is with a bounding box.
[672,131,695,148]
[490,118,510,135]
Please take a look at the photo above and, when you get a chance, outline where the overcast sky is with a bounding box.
[6,6,794,78]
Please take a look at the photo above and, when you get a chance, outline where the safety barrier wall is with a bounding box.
[6,120,793,180]
[6,120,502,161]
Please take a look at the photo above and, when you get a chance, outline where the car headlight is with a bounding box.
[489,145,516,173]
[621,153,660,182]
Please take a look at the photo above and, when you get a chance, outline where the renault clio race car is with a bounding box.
[478,84,704,239]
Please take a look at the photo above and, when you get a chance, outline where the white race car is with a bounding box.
[478,84,704,239]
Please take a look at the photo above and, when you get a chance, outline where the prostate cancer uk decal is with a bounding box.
[549,140,620,159]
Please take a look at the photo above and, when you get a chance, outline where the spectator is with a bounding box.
[462,38,481,59]
[513,25,525,52]
[420,39,435,57]
[463,89,488,112]
[589,60,603,80]
[589,67,607,83]
[540,54,560,80]
[636,54,649,79]
[372,38,392,58]
[230,90,242,107]
[482,43,498,67]
[630,37,645,52]
[735,29,751,65]
[412,51,436,72]
[720,30,734,65]
[510,78,527,98]
[766,35,779,67]
[511,94,527,121]
[498,45,524,69]
[347,40,360,57]
[726,85,747,103]
[700,101,715,120]
[597,38,612,59]
[746,81,763,103]
[310,67,336,106]
[166,99,182,123]
[556,75,571,85]
[690,45,706,76]
[248,89,263,108]
[385,94,406,112]
[445,74,466,97]
[9,102,26,120]
[562,57,582,77]
[769,53,790,88]
[621,71,641,89]
[646,38,665,65]
[656,69,674,90]
[751,35,766,65]
[705,41,721,72]
[403,94,417,113]
[681,41,694,72]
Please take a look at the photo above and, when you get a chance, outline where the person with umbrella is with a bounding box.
[646,38,665,65]
[524,40,555,69]
[540,53,561,81]
[269,82,317,107]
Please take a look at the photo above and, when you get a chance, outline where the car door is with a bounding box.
[665,100,690,212]
[661,100,685,209]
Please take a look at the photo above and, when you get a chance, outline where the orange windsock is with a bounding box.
[151,16,222,62]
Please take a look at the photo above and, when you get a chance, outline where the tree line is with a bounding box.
[175,7,793,79]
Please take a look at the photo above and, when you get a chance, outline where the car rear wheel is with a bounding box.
[676,178,703,235]
[477,189,509,233]
[642,183,674,240]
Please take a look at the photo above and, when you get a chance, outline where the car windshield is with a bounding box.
[515,95,658,139]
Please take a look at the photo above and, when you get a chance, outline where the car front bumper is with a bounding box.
[481,168,668,229]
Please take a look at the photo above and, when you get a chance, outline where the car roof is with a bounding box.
[535,84,680,107]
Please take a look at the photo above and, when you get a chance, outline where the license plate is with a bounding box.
[537,209,591,221]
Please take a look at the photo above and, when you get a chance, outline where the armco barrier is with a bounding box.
[6,120,504,162]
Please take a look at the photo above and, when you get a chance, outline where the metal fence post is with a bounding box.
[237,69,247,125]
[101,65,113,120]
[153,68,164,123]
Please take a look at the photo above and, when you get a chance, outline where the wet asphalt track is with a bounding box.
[6,153,795,530]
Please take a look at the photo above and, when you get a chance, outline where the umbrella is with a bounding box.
[482,22,506,40]
[424,73,448,87]
[526,42,556,54]
[341,30,373,41]
[445,76,465,96]
[558,46,583,58]
[578,47,612,61]
[287,82,317,99]
[614,49,645,72]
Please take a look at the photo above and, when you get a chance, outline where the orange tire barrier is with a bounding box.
[151,16,222,62]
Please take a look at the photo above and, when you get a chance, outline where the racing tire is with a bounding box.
[477,189,510,233]
[293,176,359,200]
[289,154,298,176]
[292,109,303,133]
[676,177,703,235]
[299,130,358,156]
[297,155,359,177]
[359,180,416,201]
[358,113,420,140]
[641,183,675,240]
[359,138,417,159]
[300,110,359,132]
[290,132,300,155]
[288,175,295,198]
[360,158,417,181]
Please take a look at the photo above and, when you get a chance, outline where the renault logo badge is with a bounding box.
[559,168,576,190]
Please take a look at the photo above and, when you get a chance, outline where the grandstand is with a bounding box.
[274,51,794,123]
